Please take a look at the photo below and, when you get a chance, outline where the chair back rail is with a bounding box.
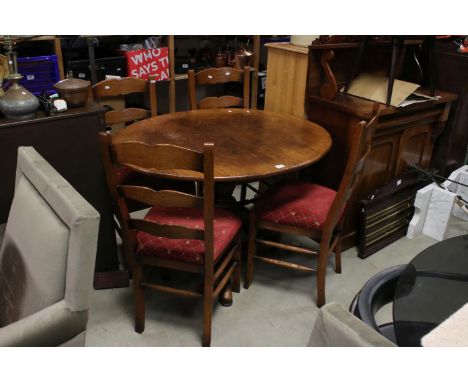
[105,108,151,126]
[199,95,244,109]
[129,219,205,240]
[111,141,204,172]
[119,186,204,209]
[93,77,148,98]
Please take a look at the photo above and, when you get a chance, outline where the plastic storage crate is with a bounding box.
[17,55,60,96]
[68,56,127,82]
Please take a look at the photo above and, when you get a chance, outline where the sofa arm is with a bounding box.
[0,300,88,347]
[308,302,396,347]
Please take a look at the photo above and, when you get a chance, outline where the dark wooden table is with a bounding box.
[113,108,332,183]
[393,235,468,346]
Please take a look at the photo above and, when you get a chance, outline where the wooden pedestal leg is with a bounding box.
[219,282,233,307]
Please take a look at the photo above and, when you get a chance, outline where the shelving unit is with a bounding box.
[167,35,261,112]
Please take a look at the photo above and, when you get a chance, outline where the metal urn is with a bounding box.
[0,36,39,119]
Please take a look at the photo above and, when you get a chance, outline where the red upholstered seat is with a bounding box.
[254,181,339,231]
[136,207,242,265]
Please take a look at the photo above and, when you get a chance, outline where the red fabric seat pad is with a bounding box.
[254,181,338,231]
[136,206,242,265]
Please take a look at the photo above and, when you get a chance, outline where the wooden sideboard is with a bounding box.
[0,104,123,287]
[304,40,457,249]
[264,42,309,118]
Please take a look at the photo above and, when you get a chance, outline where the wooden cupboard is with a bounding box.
[264,42,309,118]
[305,40,457,249]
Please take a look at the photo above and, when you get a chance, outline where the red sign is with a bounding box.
[126,47,170,80]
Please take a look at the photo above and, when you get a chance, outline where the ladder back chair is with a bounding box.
[93,76,157,133]
[188,66,255,203]
[245,103,380,307]
[99,133,243,347]
[188,66,251,110]
[95,76,193,250]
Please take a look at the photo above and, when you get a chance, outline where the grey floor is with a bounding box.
[85,211,468,347]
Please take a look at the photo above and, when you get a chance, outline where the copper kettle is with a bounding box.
[234,43,253,69]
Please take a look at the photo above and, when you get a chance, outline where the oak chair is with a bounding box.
[93,76,157,133]
[99,133,243,347]
[188,66,255,203]
[187,66,251,110]
[95,76,194,251]
[245,104,380,307]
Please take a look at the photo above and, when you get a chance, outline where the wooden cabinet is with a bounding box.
[264,42,309,118]
[396,124,433,173]
[305,40,457,249]
[431,39,468,176]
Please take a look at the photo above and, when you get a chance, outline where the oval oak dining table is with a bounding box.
[112,108,332,183]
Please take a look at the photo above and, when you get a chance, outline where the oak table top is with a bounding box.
[113,108,332,182]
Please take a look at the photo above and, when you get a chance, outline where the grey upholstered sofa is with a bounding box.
[0,147,100,346]
[308,302,396,347]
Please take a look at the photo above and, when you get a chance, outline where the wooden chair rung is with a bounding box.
[213,262,237,298]
[256,238,318,256]
[254,255,316,272]
[141,256,202,274]
[214,245,236,282]
[141,282,202,298]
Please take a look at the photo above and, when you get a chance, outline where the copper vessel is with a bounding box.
[234,45,253,69]
[53,72,91,108]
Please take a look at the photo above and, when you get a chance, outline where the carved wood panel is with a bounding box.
[344,132,401,234]
[396,124,432,174]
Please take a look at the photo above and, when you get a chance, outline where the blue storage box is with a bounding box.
[17,55,60,96]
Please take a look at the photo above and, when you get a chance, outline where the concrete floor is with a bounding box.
[85,214,468,347]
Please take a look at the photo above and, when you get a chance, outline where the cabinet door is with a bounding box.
[344,131,401,235]
[396,124,432,174]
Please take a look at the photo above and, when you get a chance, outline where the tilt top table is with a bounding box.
[112,108,332,183]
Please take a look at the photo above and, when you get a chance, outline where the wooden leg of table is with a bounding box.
[219,282,233,307]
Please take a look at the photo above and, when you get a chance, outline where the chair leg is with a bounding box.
[233,234,242,293]
[245,212,257,289]
[334,238,342,274]
[133,261,145,333]
[202,282,213,347]
[316,249,328,308]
